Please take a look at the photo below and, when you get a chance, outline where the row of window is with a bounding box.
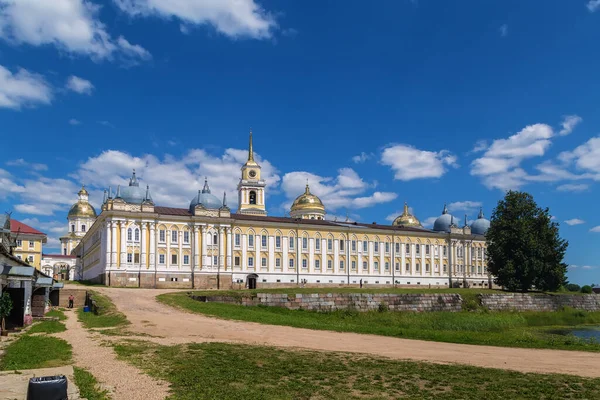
[71,224,86,233]
[15,254,34,263]
[15,240,36,249]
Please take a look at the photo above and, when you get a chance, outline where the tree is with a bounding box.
[486,191,568,292]
[565,283,581,292]
[581,285,593,294]
[0,291,13,334]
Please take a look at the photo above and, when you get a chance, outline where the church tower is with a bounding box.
[237,130,267,216]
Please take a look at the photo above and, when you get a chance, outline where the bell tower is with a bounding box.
[237,130,267,216]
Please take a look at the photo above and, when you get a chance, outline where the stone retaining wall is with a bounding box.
[192,293,463,312]
[480,293,600,311]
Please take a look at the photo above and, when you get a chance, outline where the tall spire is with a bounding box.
[464,214,468,228]
[222,191,227,207]
[115,185,121,199]
[202,177,211,194]
[144,185,153,202]
[102,189,108,204]
[442,203,448,215]
[248,129,254,162]
[478,207,484,219]
[305,181,310,194]
[129,169,139,187]
[403,201,409,215]
[108,186,112,199]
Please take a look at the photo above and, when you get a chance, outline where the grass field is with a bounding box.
[114,340,600,399]
[159,292,600,352]
[46,309,68,320]
[0,335,72,370]
[73,367,111,400]
[27,320,67,334]
[77,290,129,329]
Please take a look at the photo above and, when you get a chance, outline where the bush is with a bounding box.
[581,285,593,294]
[565,283,581,292]
[378,302,389,313]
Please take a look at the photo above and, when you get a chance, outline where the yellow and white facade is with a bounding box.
[75,132,490,289]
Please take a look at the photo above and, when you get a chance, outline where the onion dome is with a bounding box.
[290,183,326,219]
[189,178,223,211]
[433,204,459,232]
[470,208,491,235]
[68,185,97,218]
[393,202,422,227]
[114,170,148,204]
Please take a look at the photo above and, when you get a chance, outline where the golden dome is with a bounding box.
[393,202,422,227]
[68,202,97,218]
[291,184,325,213]
[78,186,89,196]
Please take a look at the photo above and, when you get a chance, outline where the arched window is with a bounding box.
[213,234,218,245]
[249,191,257,205]
[71,224,75,233]
[135,228,140,241]
[63,248,67,255]
[127,228,132,241]
[81,224,86,232]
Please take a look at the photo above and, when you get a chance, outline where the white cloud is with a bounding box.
[112,0,277,39]
[447,201,482,213]
[587,0,600,12]
[471,140,488,153]
[0,64,52,109]
[421,216,438,228]
[97,120,115,129]
[381,144,458,181]
[556,183,589,192]
[571,264,599,270]
[352,152,373,164]
[69,119,81,126]
[66,75,94,95]
[116,36,152,61]
[6,158,48,171]
[590,226,600,233]
[281,168,396,213]
[0,0,150,62]
[20,218,66,250]
[551,215,557,221]
[565,218,585,226]
[559,115,582,136]
[499,24,508,37]
[558,136,600,176]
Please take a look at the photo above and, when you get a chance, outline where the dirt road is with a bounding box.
[91,286,600,378]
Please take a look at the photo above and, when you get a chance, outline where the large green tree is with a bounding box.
[487,191,568,292]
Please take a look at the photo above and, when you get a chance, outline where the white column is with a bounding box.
[334,240,339,274]
[111,221,117,268]
[141,222,147,269]
[166,228,171,269]
[282,236,288,271]
[268,235,275,271]
[255,234,260,270]
[242,234,247,271]
[149,223,156,269]
[357,245,363,276]
[400,242,406,277]
[430,245,435,276]
[308,238,314,274]
[193,226,199,269]
[411,243,416,276]
[420,244,425,277]
[105,221,112,267]
[321,239,326,273]
[368,240,374,275]
[177,228,183,269]
[201,226,207,269]
[219,228,225,270]
[227,228,233,269]
[120,221,127,267]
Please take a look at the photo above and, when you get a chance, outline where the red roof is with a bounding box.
[42,254,76,259]
[10,220,46,236]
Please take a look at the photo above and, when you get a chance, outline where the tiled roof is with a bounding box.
[42,254,76,259]
[10,220,46,236]
[154,206,192,216]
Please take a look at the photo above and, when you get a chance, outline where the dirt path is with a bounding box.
[54,309,170,400]
[90,286,600,378]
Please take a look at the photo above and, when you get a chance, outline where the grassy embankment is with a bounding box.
[73,367,111,400]
[158,289,600,352]
[77,290,129,329]
[114,340,600,399]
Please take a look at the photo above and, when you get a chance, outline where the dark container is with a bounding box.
[27,375,68,400]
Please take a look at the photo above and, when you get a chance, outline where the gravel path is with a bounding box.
[88,286,600,378]
[54,309,170,400]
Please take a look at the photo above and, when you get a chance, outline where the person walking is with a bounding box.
[68,294,74,309]
[360,279,363,288]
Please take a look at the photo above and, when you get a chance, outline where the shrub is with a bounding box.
[378,302,389,313]
[581,285,593,294]
[565,283,581,292]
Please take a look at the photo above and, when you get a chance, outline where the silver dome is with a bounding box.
[470,208,490,235]
[189,179,222,211]
[114,170,149,204]
[433,204,460,232]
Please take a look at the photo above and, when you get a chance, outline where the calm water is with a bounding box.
[548,327,600,341]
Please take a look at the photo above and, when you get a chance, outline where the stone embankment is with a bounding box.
[192,292,600,312]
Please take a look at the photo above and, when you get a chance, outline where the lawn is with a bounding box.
[158,292,600,352]
[73,367,110,400]
[27,320,67,334]
[77,290,129,329]
[0,335,72,370]
[46,308,67,320]
[114,340,600,399]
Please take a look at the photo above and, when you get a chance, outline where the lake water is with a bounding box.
[548,327,600,341]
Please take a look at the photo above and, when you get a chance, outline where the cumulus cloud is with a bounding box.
[590,226,600,233]
[587,0,600,12]
[281,168,397,213]
[559,115,582,136]
[447,201,482,213]
[564,218,585,226]
[570,264,598,270]
[69,119,81,126]
[471,140,488,153]
[556,183,589,192]
[352,152,373,163]
[558,136,600,176]
[381,144,458,181]
[499,24,508,37]
[0,64,52,109]
[6,158,48,171]
[112,0,277,39]
[0,0,150,62]
[66,76,94,95]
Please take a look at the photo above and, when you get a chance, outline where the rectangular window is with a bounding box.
[262,235,267,248]
[385,242,390,254]
[171,254,178,264]
[234,256,240,266]
[416,244,420,255]
[213,256,218,265]
[134,253,140,263]
[302,237,308,249]
[235,233,241,247]
[351,260,356,270]
[213,234,218,245]
[315,259,320,269]
[416,264,420,272]
[315,238,320,251]
[16,239,22,247]
[262,257,267,267]
[385,262,389,271]
[339,239,345,251]
[363,261,368,270]
[395,243,400,253]
[159,230,165,242]
[374,261,379,270]
[183,231,190,244]
[289,237,295,249]
[395,262,400,271]
[426,263,430,272]
[249,257,254,267]
[328,259,333,270]
[443,246,447,256]
[248,235,254,248]
[29,240,35,249]
[406,244,410,255]
[171,230,178,243]
[405,263,410,272]
[16,255,21,260]
[339,260,345,270]
[276,258,281,268]
[289,258,294,268]
[302,259,307,269]
[28,255,34,263]
[327,239,333,251]
[363,241,368,252]
[127,253,133,263]
[159,254,165,264]
[374,242,379,253]
[426,244,430,255]
[275,236,281,248]
[351,240,356,252]
[183,255,190,265]
[82,225,86,232]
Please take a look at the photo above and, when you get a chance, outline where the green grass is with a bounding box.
[77,291,129,329]
[114,340,600,400]
[0,335,72,370]
[73,367,111,400]
[27,320,67,334]
[159,292,600,352]
[46,309,67,320]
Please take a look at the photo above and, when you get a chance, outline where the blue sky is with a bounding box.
[0,0,599,285]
